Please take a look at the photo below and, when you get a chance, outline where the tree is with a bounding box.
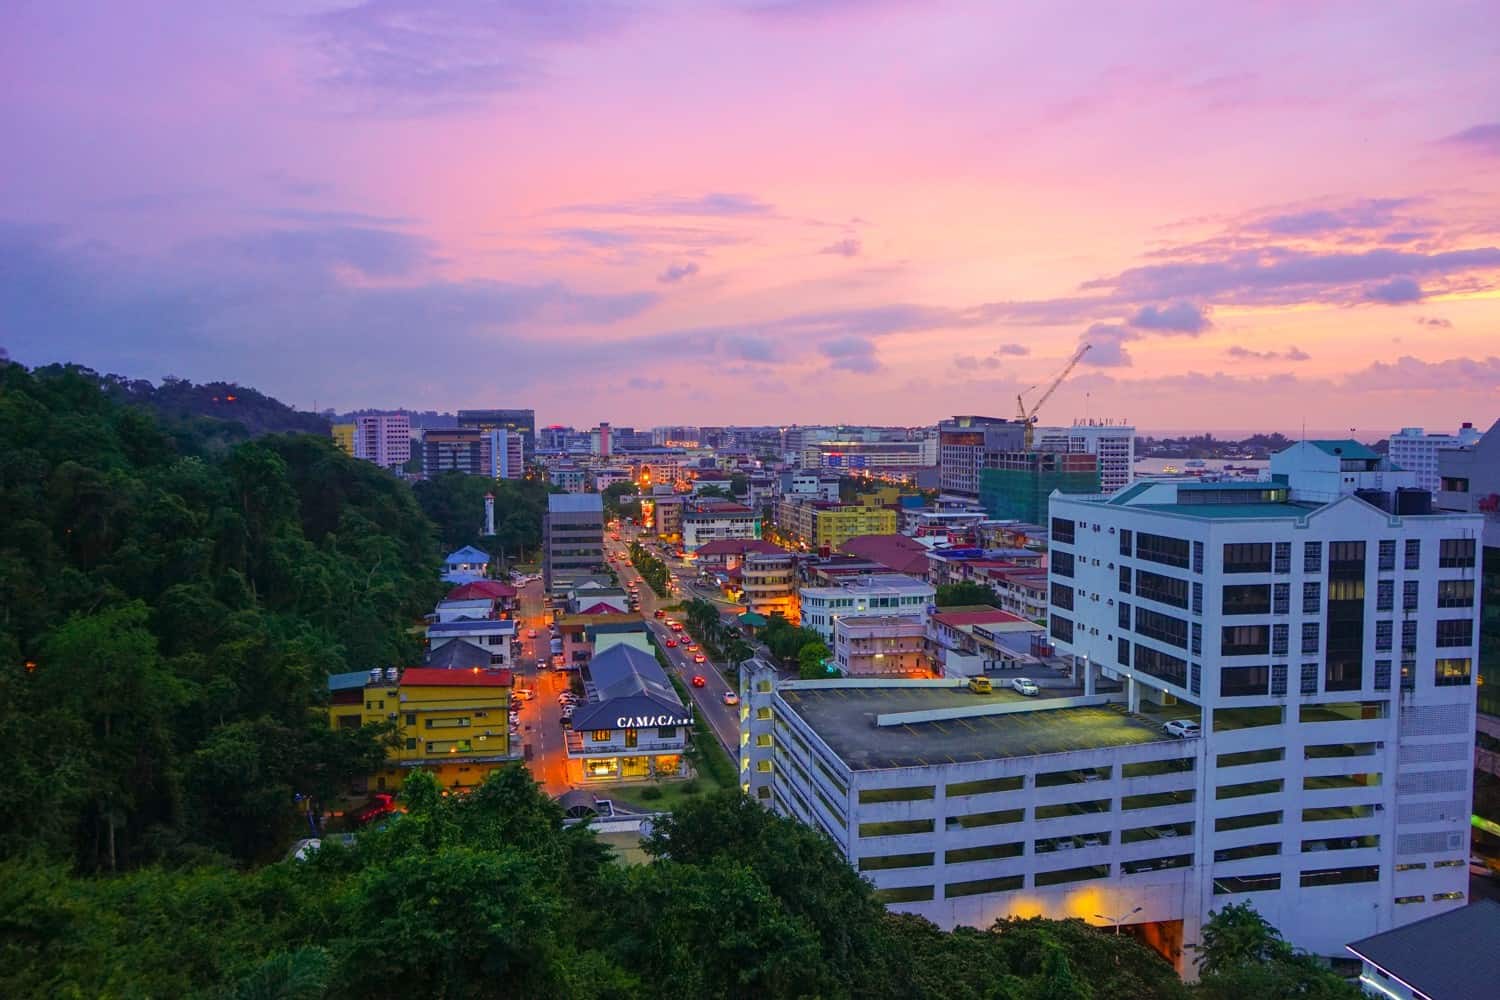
[694,485,731,499]
[1191,903,1357,1000]
[937,581,1001,607]
[729,472,749,497]
[798,640,832,678]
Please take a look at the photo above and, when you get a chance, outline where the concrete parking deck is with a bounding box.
[781,687,1170,770]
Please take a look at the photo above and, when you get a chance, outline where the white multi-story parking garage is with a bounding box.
[741,440,1483,971]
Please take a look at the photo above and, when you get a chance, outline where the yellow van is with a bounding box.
[967,676,993,695]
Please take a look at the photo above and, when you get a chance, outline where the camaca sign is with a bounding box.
[615,714,692,728]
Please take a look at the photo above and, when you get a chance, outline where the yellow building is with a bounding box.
[330,667,511,792]
[776,497,898,552]
[331,422,357,455]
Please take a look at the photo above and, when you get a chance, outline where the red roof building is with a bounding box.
[692,538,787,572]
[399,667,513,687]
[838,534,931,577]
[445,580,518,601]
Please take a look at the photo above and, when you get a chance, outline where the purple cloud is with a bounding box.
[1129,301,1211,334]
[1343,354,1500,391]
[1364,276,1422,304]
[1226,345,1310,362]
[1246,198,1420,237]
[1416,316,1452,328]
[819,335,882,373]
[1439,122,1500,157]
[995,343,1029,356]
[560,192,775,217]
[819,237,861,257]
[1080,323,1134,367]
[657,262,700,283]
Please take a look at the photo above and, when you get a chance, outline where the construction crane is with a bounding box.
[1016,343,1091,450]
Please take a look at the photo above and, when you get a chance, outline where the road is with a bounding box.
[605,528,743,760]
[510,578,574,795]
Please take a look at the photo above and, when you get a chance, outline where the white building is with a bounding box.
[1034,421,1135,493]
[681,501,758,553]
[482,428,525,480]
[353,412,412,469]
[1047,442,1482,962]
[782,471,842,502]
[425,618,516,670]
[798,574,936,645]
[1387,424,1482,493]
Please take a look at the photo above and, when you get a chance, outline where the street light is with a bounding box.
[1094,906,1142,934]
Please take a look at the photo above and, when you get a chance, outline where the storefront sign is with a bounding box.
[614,714,692,728]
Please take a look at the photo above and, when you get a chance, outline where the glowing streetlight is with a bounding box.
[1094,905,1142,934]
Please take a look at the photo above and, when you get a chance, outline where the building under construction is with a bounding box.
[978,450,1100,523]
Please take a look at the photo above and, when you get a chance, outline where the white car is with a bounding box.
[1164,719,1202,739]
[722,691,740,706]
[1011,677,1040,697]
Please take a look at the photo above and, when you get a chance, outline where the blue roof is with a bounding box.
[445,545,490,562]
[548,493,604,513]
[1309,439,1379,461]
[328,670,371,692]
[428,619,517,634]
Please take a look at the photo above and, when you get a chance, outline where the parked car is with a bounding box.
[514,688,534,701]
[1011,677,1040,697]
[722,691,739,706]
[691,674,706,688]
[693,653,707,664]
[968,676,993,694]
[1164,719,1202,739]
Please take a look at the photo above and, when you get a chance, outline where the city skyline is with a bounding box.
[3,1,1499,427]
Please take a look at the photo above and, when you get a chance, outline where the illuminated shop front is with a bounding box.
[566,645,694,783]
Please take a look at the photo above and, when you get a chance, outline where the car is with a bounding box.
[537,659,548,670]
[654,609,666,619]
[722,691,739,706]
[665,639,678,647]
[691,674,706,688]
[670,622,684,632]
[685,642,698,651]
[1011,677,1040,697]
[1164,719,1202,739]
[1471,856,1495,878]
[527,629,537,639]
[693,653,707,664]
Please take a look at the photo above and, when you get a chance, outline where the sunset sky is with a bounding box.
[3,0,1498,433]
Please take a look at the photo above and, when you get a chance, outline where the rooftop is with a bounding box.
[694,538,785,557]
[1130,502,1322,520]
[801,573,934,597]
[400,667,512,688]
[424,639,494,669]
[1310,438,1381,461]
[838,534,931,575]
[444,545,490,562]
[780,686,1165,770]
[328,670,371,692]
[427,619,517,634]
[931,607,1030,628]
[548,493,604,514]
[445,580,517,600]
[1347,899,1500,1000]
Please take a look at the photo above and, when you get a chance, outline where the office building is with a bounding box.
[1388,424,1482,493]
[681,500,758,552]
[798,574,936,645]
[485,428,525,479]
[353,412,412,469]
[457,409,536,460]
[802,438,938,471]
[591,422,613,458]
[422,427,486,477]
[1046,440,1482,962]
[780,471,842,502]
[544,493,605,595]
[978,451,1100,523]
[777,497,899,553]
[1034,421,1136,493]
[1433,417,1500,720]
[938,416,1025,499]
[743,550,801,622]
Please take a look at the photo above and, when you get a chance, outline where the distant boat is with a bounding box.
[1163,465,1181,474]
[1184,459,1206,468]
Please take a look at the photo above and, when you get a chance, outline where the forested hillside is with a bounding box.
[0,361,444,869]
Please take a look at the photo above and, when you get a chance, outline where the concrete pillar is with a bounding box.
[1083,657,1095,697]
[1127,676,1140,713]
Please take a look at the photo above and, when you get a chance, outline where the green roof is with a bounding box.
[1309,439,1379,461]
[1133,502,1321,520]
[738,612,769,627]
[1107,482,1155,505]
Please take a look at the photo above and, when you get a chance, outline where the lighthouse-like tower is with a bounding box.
[482,493,496,536]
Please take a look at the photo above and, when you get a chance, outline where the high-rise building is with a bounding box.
[457,409,536,460]
[485,428,524,480]
[591,422,612,458]
[353,412,412,469]
[938,416,1025,499]
[978,450,1100,523]
[1388,424,1482,493]
[421,427,486,477]
[1433,417,1500,720]
[743,551,800,622]
[543,493,605,595]
[1034,421,1135,492]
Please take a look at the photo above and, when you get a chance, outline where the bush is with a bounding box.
[683,780,701,795]
[640,786,664,801]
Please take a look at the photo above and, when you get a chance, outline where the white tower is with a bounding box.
[483,493,496,536]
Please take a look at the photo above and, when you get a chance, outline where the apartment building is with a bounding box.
[798,574,936,645]
[543,493,605,595]
[457,408,536,460]
[422,427,486,476]
[353,412,412,469]
[485,428,525,479]
[1388,424,1482,493]
[938,416,1025,499]
[1046,441,1483,960]
[744,550,801,622]
[681,500,758,552]
[1434,417,1500,720]
[1034,421,1136,493]
[833,615,932,677]
[777,497,898,552]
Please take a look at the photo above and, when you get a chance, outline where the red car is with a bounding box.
[693,653,707,664]
[691,674,706,688]
[665,639,677,648]
[353,793,396,826]
[654,609,666,619]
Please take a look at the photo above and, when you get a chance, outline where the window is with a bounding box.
[1218,747,1284,767]
[1301,621,1320,654]
[1138,570,1189,608]
[404,713,416,726]
[1050,615,1073,644]
[1193,541,1205,574]
[1192,581,1203,615]
[946,808,1025,829]
[1213,874,1282,894]
[1050,517,1075,545]
[1302,804,1375,822]
[1439,538,1475,568]
[1137,608,1188,648]
[1303,541,1322,573]
[658,726,676,739]
[1300,866,1380,888]
[1137,532,1190,569]
[1272,624,1288,656]
[1217,778,1283,799]
[1436,619,1474,648]
[859,819,933,838]
[1405,538,1422,570]
[1403,579,1419,610]
[1303,581,1323,614]
[872,886,935,904]
[1052,550,1074,578]
[1327,578,1364,600]
[1134,645,1188,687]
[1118,601,1131,629]
[1376,579,1393,612]
[1434,658,1472,687]
[1374,659,1391,691]
[1375,620,1393,652]
[1191,622,1202,656]
[591,729,611,742]
[946,776,1023,797]
[1395,896,1425,905]
[1401,658,1416,691]
[1035,865,1109,887]
[1215,811,1281,832]
[858,852,934,871]
[1222,625,1269,656]
[1223,542,1273,574]
[1437,580,1474,607]
[1329,541,1366,571]
[1119,529,1133,556]
[1215,843,1280,862]
[1433,891,1465,902]
[1050,582,1074,611]
[944,874,1024,898]
[1191,663,1201,694]
[1117,638,1131,667]
[1274,542,1291,573]
[426,717,471,729]
[1119,564,1132,594]
[859,785,935,803]
[1222,584,1271,615]
[404,738,417,750]
[1221,666,1270,697]
[1273,582,1289,614]
[1301,662,1319,695]
[1378,540,1396,571]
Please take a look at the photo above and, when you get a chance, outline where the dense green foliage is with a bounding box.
[100,372,331,445]
[414,471,553,564]
[1191,903,1359,998]
[628,540,669,596]
[0,362,444,869]
[0,770,1193,999]
[681,597,754,669]
[936,580,1002,607]
[760,613,829,673]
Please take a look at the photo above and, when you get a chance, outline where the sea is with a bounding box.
[1132,457,1270,478]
